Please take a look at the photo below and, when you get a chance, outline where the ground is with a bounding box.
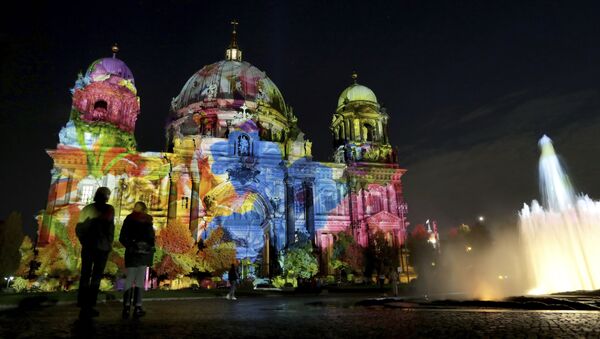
[1,293,599,338]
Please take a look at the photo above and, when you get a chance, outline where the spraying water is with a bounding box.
[519,135,600,294]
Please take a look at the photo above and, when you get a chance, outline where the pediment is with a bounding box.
[366,211,401,225]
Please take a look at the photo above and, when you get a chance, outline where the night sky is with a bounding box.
[2,1,600,235]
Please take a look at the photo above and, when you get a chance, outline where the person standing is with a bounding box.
[75,187,115,318]
[390,268,399,297]
[119,202,155,318]
[226,263,239,300]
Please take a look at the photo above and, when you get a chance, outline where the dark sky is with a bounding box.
[2,1,600,235]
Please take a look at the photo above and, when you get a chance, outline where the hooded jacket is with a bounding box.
[76,202,115,252]
[119,211,155,267]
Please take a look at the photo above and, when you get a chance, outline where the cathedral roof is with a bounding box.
[171,59,287,114]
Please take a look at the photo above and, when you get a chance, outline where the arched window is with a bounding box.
[93,100,108,111]
[237,134,251,156]
[363,123,374,142]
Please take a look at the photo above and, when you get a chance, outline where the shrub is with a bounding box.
[99,278,113,291]
[40,278,61,292]
[11,277,29,292]
[280,241,318,281]
[170,276,195,290]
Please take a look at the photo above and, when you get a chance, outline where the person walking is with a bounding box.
[119,202,155,318]
[75,187,115,318]
[226,263,239,300]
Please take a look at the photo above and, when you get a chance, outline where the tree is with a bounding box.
[156,222,195,254]
[199,226,237,274]
[332,230,365,274]
[366,230,398,277]
[0,212,25,277]
[406,224,436,289]
[16,236,35,277]
[281,241,318,281]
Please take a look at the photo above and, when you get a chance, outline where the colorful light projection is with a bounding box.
[35,39,409,285]
[519,135,600,294]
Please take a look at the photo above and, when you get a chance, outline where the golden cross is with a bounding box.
[231,19,239,33]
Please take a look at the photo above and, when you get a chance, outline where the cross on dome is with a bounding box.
[112,43,119,58]
[240,103,249,117]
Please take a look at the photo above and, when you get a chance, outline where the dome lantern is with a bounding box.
[225,19,242,62]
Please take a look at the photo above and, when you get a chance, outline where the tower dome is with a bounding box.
[337,83,378,109]
[336,72,378,110]
[85,57,135,84]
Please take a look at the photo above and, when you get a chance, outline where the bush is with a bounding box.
[272,275,297,288]
[99,278,113,291]
[12,277,29,292]
[325,275,336,284]
[280,241,318,280]
[170,276,195,290]
[40,278,61,292]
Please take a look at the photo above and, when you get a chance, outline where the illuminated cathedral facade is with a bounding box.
[38,26,408,277]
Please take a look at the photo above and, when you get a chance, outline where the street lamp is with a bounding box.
[4,276,14,289]
[478,216,485,222]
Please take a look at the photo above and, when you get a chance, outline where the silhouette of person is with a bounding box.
[119,201,155,319]
[75,187,115,318]
[226,263,239,300]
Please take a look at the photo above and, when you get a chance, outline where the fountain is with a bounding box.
[519,135,600,294]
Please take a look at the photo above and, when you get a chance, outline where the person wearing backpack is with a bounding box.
[119,201,155,318]
[75,187,115,319]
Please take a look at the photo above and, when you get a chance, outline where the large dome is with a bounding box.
[171,60,287,114]
[337,83,378,109]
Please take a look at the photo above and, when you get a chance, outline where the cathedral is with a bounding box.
[38,24,409,278]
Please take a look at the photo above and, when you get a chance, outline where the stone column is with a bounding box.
[189,178,200,234]
[167,173,179,225]
[285,177,295,246]
[262,226,270,277]
[304,178,315,242]
[347,176,359,232]
[64,174,73,205]
[384,122,389,144]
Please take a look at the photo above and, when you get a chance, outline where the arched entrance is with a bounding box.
[204,183,273,276]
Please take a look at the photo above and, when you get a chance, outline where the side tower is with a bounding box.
[318,73,408,275]
[38,46,142,245]
[331,72,395,164]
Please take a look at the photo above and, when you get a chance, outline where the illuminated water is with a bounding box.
[519,135,600,294]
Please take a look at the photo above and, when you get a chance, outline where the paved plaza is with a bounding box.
[1,295,599,338]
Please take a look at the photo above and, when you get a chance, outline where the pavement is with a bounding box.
[1,294,599,338]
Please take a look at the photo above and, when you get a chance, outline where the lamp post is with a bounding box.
[4,276,14,289]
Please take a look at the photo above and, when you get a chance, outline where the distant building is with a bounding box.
[38,25,409,276]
